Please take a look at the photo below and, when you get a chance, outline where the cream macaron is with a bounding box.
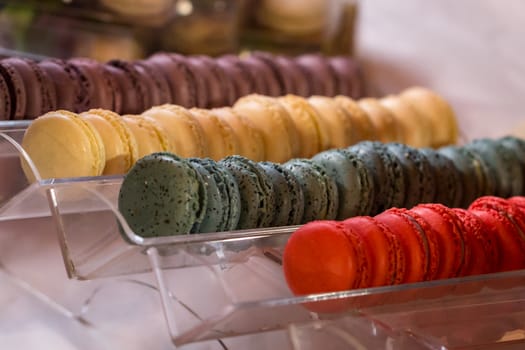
[80,109,139,175]
[142,104,208,158]
[334,95,378,144]
[121,114,170,158]
[21,110,106,181]
[358,98,403,143]
[278,94,330,158]
[233,94,300,163]
[211,107,266,162]
[189,108,240,161]
[400,87,459,147]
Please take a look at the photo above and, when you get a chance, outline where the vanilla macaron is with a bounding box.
[142,104,208,158]
[335,95,377,144]
[80,109,138,175]
[121,114,170,158]
[212,107,266,162]
[21,110,106,181]
[233,94,300,163]
[358,98,403,143]
[190,108,240,161]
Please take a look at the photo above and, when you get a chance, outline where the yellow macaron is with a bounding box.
[121,114,170,158]
[308,95,355,150]
[358,98,403,143]
[278,94,330,158]
[80,109,139,175]
[21,110,106,181]
[211,107,266,162]
[190,108,240,161]
[142,104,208,158]
[234,94,300,163]
[400,87,459,147]
[380,95,433,148]
[335,95,378,144]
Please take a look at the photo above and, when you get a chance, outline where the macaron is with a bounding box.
[452,208,497,276]
[380,94,433,148]
[21,110,106,181]
[186,56,225,108]
[375,208,430,283]
[189,108,239,161]
[233,94,300,163]
[328,55,364,99]
[0,59,26,119]
[142,104,207,158]
[385,142,436,208]
[259,161,304,227]
[283,221,362,295]
[211,107,266,162]
[1,58,42,119]
[241,54,282,97]
[410,203,465,279]
[219,155,274,230]
[283,158,338,222]
[438,146,490,208]
[133,61,173,106]
[312,149,374,219]
[193,158,241,232]
[39,60,76,112]
[499,136,525,188]
[121,114,170,158]
[80,109,139,175]
[400,86,459,147]
[469,196,525,272]
[466,138,522,198]
[343,216,403,286]
[308,95,355,149]
[334,95,377,143]
[418,148,463,208]
[215,55,253,102]
[278,94,326,158]
[71,58,116,112]
[118,152,206,237]
[0,72,11,120]
[358,98,402,143]
[348,141,405,214]
[295,53,337,96]
[260,53,310,97]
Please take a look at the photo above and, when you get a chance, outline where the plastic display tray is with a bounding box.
[2,121,525,349]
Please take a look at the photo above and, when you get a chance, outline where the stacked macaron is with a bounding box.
[22,86,457,180]
[283,195,525,298]
[118,135,525,238]
[0,52,363,120]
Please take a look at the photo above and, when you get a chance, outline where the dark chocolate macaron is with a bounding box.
[242,54,283,97]
[216,55,253,103]
[118,152,206,237]
[134,61,172,106]
[328,55,365,99]
[186,56,228,108]
[38,59,78,112]
[0,65,14,119]
[0,58,30,119]
[107,59,149,114]
[219,155,274,230]
[295,53,337,97]
[259,161,305,227]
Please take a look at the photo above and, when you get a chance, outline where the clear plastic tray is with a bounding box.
[2,121,525,349]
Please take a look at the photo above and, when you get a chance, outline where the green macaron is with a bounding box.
[118,152,206,237]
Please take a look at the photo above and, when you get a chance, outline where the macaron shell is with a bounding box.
[118,153,204,237]
[343,216,399,287]
[380,95,433,148]
[334,95,377,143]
[375,209,428,283]
[308,95,355,149]
[121,114,169,158]
[283,221,360,295]
[358,98,402,143]
[0,59,28,119]
[21,110,106,181]
[401,87,459,147]
[410,204,464,279]
[233,94,299,163]
[80,109,139,175]
[190,108,239,161]
[142,104,207,158]
[278,95,323,158]
[211,107,265,161]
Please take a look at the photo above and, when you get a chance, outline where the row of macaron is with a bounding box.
[283,196,525,304]
[0,52,363,120]
[117,136,525,238]
[21,87,458,181]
